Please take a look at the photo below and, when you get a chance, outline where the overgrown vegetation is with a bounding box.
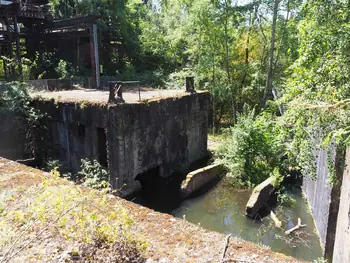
[42,158,110,190]
[78,159,110,189]
[0,82,43,157]
[215,109,287,187]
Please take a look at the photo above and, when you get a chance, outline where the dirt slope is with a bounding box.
[0,158,308,263]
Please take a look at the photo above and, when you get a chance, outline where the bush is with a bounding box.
[78,159,110,189]
[0,82,43,156]
[215,109,288,187]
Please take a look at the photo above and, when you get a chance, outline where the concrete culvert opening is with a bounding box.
[133,166,185,213]
[135,166,162,196]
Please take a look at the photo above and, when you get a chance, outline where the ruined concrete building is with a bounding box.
[0,1,211,196]
[22,87,211,196]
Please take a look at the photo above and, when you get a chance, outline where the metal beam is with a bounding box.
[49,15,98,29]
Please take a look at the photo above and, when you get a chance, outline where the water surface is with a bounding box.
[172,178,323,262]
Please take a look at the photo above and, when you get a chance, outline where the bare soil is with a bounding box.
[0,158,308,263]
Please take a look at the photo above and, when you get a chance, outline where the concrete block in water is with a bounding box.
[246,177,276,218]
[180,164,223,199]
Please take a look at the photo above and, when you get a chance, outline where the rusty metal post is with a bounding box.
[138,82,141,101]
[116,84,123,100]
[108,82,116,103]
[186,76,195,93]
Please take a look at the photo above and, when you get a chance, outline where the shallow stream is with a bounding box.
[172,178,323,262]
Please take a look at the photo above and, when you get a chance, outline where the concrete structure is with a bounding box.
[302,146,343,261]
[332,148,350,263]
[0,110,26,160]
[33,88,210,196]
[246,176,276,219]
[180,164,223,199]
[34,99,108,172]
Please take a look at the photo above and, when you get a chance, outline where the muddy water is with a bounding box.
[172,178,323,262]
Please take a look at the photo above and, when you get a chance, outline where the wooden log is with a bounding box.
[270,210,282,228]
[285,218,306,235]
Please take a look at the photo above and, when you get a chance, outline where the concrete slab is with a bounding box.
[33,88,193,104]
[180,164,223,199]
[246,176,276,218]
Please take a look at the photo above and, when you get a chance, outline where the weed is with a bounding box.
[313,258,328,263]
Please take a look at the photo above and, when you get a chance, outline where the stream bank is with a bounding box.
[172,177,323,262]
[0,157,308,263]
[133,170,323,262]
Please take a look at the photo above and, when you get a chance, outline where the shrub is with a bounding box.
[78,159,110,189]
[0,82,43,156]
[215,108,288,187]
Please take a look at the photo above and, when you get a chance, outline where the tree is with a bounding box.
[259,0,280,112]
[280,0,350,181]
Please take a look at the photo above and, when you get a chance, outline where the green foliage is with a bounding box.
[0,82,43,156]
[78,159,110,189]
[215,108,287,187]
[280,0,350,182]
[55,59,70,79]
[31,51,73,79]
[0,82,39,121]
[139,0,301,129]
[42,158,62,172]
[41,158,109,189]
[276,188,296,207]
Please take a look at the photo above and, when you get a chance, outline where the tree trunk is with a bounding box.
[258,0,280,113]
[274,0,290,69]
[245,3,259,65]
[224,0,237,123]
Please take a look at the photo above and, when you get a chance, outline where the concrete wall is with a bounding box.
[333,148,350,263]
[302,149,333,254]
[35,100,108,172]
[107,92,210,195]
[302,146,343,261]
[22,76,120,91]
[0,110,26,160]
[35,91,210,195]
[25,79,73,91]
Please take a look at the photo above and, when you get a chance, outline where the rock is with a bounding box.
[246,176,277,218]
[180,164,223,199]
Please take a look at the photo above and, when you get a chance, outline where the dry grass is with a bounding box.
[0,168,146,263]
[0,158,308,263]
